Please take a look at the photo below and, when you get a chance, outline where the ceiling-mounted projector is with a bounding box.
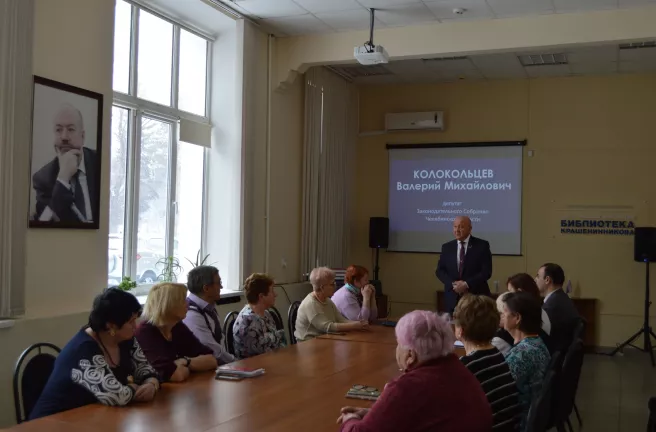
[354,8,389,65]
[354,45,389,65]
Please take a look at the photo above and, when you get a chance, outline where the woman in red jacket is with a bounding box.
[337,310,493,432]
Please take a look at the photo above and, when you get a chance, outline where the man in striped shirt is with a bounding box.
[454,294,522,431]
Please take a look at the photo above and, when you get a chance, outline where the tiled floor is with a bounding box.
[570,349,654,431]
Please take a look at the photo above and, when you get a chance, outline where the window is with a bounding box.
[112,1,131,94]
[137,11,173,106]
[108,106,129,286]
[178,30,207,116]
[110,1,211,293]
[174,141,204,282]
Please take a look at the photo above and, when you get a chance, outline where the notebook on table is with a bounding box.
[215,366,265,379]
[346,385,381,401]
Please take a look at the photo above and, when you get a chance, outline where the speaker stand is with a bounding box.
[609,261,656,366]
[373,247,380,281]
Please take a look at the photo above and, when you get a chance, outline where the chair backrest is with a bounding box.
[268,306,284,331]
[13,342,61,423]
[223,311,239,356]
[547,350,563,374]
[571,318,586,343]
[552,338,584,423]
[526,368,557,432]
[288,301,301,345]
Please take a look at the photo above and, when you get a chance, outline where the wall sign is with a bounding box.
[560,219,635,236]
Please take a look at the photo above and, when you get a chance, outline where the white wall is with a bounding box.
[266,76,304,282]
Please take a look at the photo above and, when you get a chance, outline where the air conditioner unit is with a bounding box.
[385,111,444,132]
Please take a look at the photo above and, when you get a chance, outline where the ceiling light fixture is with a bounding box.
[422,56,469,62]
[203,0,247,20]
[518,53,568,66]
[325,64,393,80]
[619,41,656,50]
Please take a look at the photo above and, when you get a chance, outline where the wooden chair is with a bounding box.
[13,343,61,423]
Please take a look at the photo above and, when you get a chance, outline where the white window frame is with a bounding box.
[111,0,213,287]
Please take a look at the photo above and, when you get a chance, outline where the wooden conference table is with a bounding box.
[9,326,465,432]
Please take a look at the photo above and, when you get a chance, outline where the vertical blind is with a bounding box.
[301,67,357,277]
[0,0,34,317]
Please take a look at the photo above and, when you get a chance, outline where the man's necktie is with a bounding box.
[72,170,87,220]
[458,241,466,278]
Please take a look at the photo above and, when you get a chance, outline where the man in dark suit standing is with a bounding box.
[32,104,98,223]
[436,216,493,314]
[536,263,580,352]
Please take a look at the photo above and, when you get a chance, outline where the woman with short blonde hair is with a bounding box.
[142,282,188,326]
[135,283,217,382]
[294,267,368,342]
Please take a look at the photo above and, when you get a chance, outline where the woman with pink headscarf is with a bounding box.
[337,310,493,432]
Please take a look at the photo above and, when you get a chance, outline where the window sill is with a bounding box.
[135,288,242,306]
[0,319,16,330]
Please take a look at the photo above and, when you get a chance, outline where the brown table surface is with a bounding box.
[317,323,465,356]
[9,327,464,432]
[317,324,398,344]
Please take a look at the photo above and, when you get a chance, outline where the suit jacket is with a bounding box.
[436,236,493,313]
[542,289,581,353]
[32,147,98,223]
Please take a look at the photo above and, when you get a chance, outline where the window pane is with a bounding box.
[137,11,172,106]
[178,30,207,116]
[137,117,171,284]
[174,142,204,282]
[113,1,132,93]
[108,106,129,287]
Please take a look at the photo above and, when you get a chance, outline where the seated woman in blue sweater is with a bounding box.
[29,288,160,420]
[500,291,551,431]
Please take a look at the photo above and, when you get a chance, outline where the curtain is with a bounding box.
[0,0,33,317]
[301,67,357,277]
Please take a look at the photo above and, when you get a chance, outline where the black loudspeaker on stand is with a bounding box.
[609,227,656,366]
[368,217,389,297]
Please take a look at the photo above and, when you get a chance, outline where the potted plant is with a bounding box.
[185,250,214,269]
[156,256,183,283]
[117,276,137,291]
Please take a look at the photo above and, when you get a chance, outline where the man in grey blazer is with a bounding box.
[536,263,580,352]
